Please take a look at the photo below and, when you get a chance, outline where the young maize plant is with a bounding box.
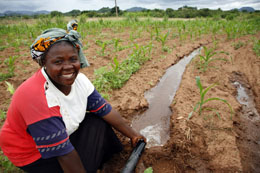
[5,81,15,95]
[188,76,233,120]
[253,39,260,56]
[196,46,229,72]
[95,40,111,56]
[156,31,170,52]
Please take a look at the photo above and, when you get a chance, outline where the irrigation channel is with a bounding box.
[232,78,260,172]
[132,48,202,148]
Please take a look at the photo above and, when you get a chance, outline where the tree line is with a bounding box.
[2,5,259,19]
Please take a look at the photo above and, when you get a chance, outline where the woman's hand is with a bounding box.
[103,108,147,147]
[130,134,147,147]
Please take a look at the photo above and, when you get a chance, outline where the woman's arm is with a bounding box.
[102,108,146,147]
[57,149,86,173]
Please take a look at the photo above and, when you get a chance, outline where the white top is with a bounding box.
[41,68,95,135]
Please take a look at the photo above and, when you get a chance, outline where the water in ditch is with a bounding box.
[231,74,260,172]
[132,48,201,148]
[233,81,259,119]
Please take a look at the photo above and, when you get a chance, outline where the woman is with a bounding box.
[0,20,146,173]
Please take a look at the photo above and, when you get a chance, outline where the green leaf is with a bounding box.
[188,111,193,119]
[188,102,200,119]
[195,76,203,94]
[203,97,233,118]
[201,83,217,103]
[144,167,153,173]
[5,81,15,95]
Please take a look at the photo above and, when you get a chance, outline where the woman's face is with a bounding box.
[43,41,81,94]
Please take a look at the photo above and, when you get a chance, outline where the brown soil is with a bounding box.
[101,33,260,172]
[0,21,259,173]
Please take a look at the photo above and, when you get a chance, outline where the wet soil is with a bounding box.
[102,33,260,172]
[0,21,259,172]
[230,72,260,172]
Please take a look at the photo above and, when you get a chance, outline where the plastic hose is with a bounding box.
[121,140,146,173]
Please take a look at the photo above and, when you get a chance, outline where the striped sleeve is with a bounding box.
[86,89,112,117]
[27,116,74,159]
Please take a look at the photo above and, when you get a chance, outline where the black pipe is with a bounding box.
[121,140,146,173]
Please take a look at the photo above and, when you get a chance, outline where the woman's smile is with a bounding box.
[61,73,74,79]
[43,41,81,95]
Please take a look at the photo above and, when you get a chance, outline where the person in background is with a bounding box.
[0,20,146,173]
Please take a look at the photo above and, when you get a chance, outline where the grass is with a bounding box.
[188,76,233,120]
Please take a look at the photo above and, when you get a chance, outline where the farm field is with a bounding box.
[0,15,260,172]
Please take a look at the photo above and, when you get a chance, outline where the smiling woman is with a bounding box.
[0,20,146,173]
[43,41,81,95]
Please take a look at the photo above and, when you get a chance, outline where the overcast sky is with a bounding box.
[0,0,260,13]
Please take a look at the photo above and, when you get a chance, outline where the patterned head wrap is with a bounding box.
[30,20,89,68]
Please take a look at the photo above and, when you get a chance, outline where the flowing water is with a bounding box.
[233,81,260,120]
[232,78,260,172]
[132,48,201,148]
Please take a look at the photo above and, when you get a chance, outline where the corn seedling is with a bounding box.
[163,15,169,22]
[155,27,160,41]
[253,39,260,56]
[79,14,87,24]
[156,31,169,51]
[213,39,219,50]
[113,38,124,52]
[0,45,8,51]
[22,60,30,66]
[188,76,233,120]
[93,44,151,96]
[196,46,228,72]
[95,40,110,56]
[5,81,15,95]
[0,56,17,81]
[0,110,6,120]
[233,41,245,50]
[149,27,155,41]
[144,167,153,173]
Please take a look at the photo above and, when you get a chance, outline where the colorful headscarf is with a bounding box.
[30,20,89,68]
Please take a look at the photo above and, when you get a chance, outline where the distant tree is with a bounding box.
[66,9,81,17]
[198,8,211,17]
[81,10,98,17]
[98,7,111,13]
[181,5,197,10]
[22,15,31,19]
[50,11,63,18]
[230,9,239,13]
[166,8,174,17]
[111,6,120,15]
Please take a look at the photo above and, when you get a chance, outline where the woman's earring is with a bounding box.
[44,66,46,70]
